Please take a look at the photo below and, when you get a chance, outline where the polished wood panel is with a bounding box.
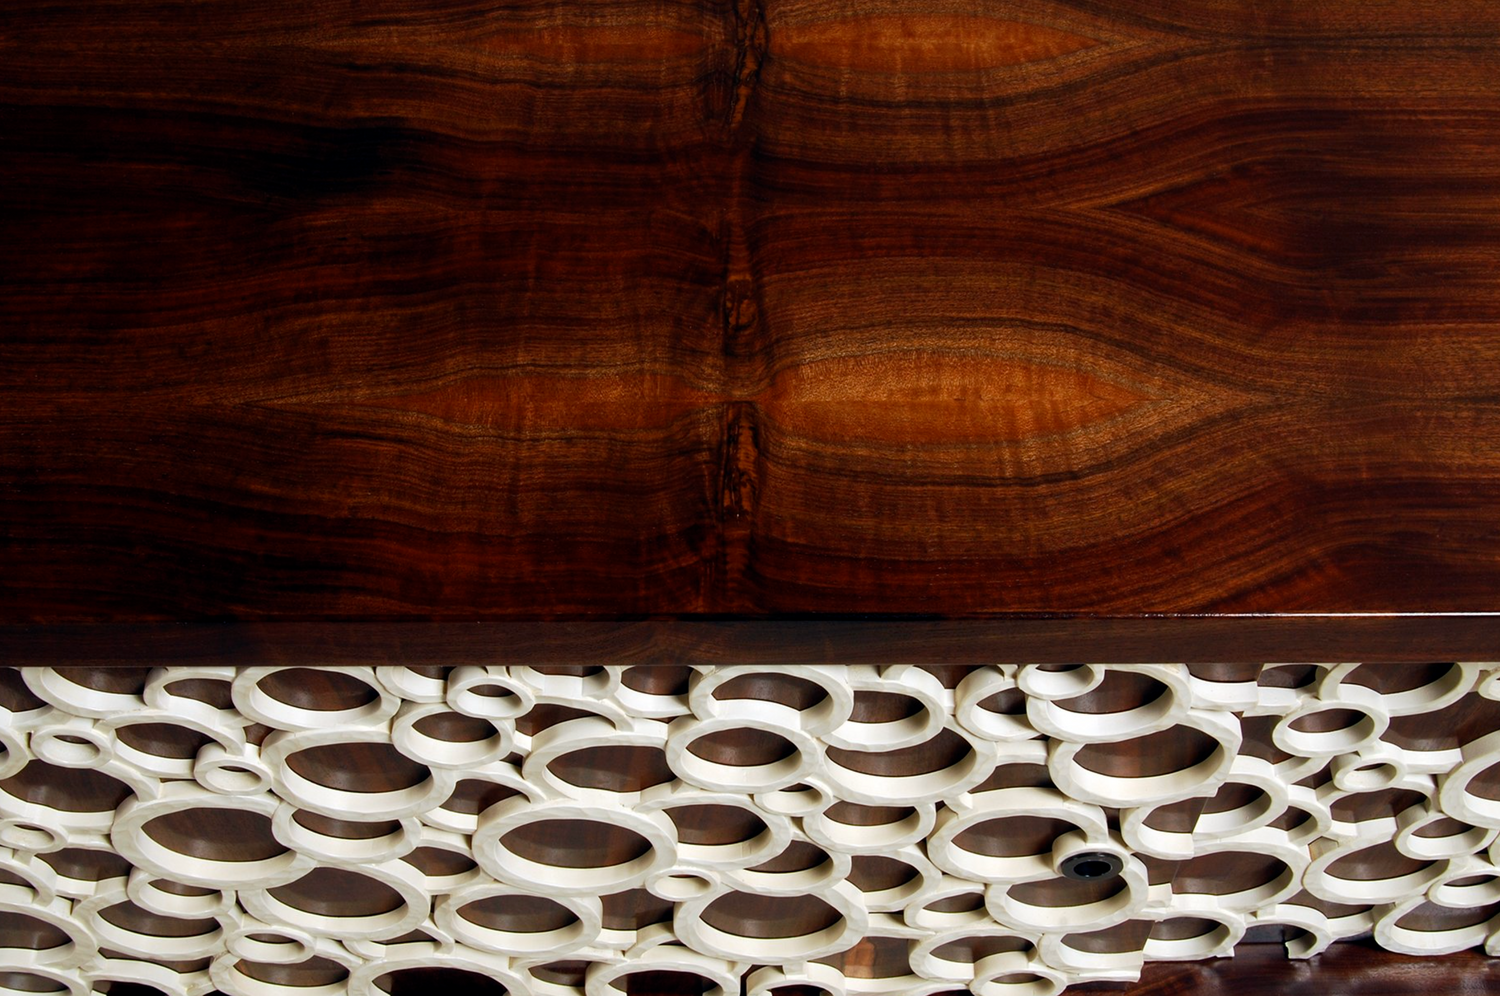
[2,0,1498,661]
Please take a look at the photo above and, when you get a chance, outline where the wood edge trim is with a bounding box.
[2,616,1497,666]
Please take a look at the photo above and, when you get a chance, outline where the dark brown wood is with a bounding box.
[0,913,71,952]
[500,820,654,869]
[3,0,1499,663]
[1075,941,1500,994]
[600,889,676,932]
[700,890,843,939]
[378,968,509,996]
[97,901,219,939]
[0,760,134,813]
[365,942,1500,994]
[37,848,133,884]
[3,617,1500,667]
[266,868,407,918]
[142,807,287,862]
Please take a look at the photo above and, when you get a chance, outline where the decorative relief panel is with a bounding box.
[2,664,1500,996]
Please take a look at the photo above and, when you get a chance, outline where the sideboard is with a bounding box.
[3,0,1499,992]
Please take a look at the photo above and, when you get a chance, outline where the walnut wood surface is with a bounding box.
[3,0,1499,660]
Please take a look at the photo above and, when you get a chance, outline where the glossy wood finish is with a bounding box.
[3,0,1499,663]
[5,617,1500,667]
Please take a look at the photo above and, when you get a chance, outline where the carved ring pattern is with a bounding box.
[1,664,1499,996]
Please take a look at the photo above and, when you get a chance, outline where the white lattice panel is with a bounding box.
[2,664,1500,996]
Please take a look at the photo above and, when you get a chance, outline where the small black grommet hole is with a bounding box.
[1060,851,1123,881]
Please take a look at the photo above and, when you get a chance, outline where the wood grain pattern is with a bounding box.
[2,0,1499,657]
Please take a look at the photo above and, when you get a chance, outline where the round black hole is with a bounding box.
[1060,851,1123,881]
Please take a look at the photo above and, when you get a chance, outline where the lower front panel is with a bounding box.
[1,664,1497,996]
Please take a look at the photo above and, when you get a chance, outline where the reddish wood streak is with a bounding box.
[769,16,1099,72]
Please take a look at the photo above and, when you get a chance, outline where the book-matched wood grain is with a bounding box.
[3,0,1499,657]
